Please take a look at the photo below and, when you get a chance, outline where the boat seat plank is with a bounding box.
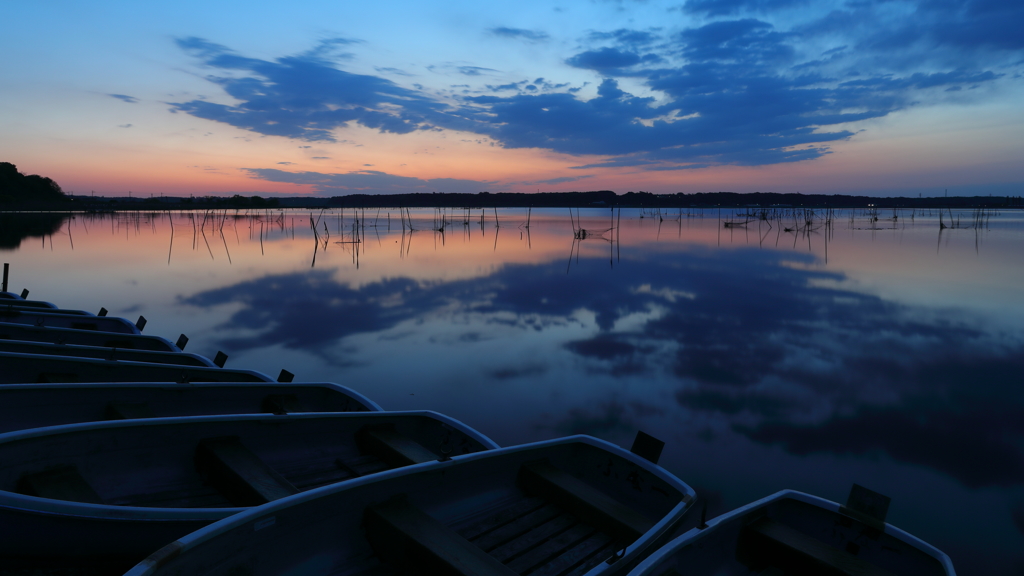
[364,495,518,576]
[532,531,614,576]
[358,427,438,467]
[459,497,547,541]
[105,401,155,420]
[272,452,390,492]
[18,465,104,504]
[560,541,619,576]
[195,436,299,506]
[745,517,896,576]
[489,513,577,563]
[506,523,596,575]
[517,459,652,543]
[473,504,562,552]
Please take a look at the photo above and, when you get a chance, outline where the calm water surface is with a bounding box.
[3,207,1024,574]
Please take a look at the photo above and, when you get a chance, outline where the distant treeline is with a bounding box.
[3,160,1021,210]
[0,162,68,206]
[328,190,1023,209]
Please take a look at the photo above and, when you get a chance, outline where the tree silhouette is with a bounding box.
[0,162,67,205]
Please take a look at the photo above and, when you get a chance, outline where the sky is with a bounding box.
[1,0,1022,197]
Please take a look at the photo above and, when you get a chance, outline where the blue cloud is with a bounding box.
[566,47,644,71]
[457,66,498,76]
[244,168,493,195]
[682,0,810,17]
[490,27,549,42]
[171,37,483,142]
[172,9,1020,169]
[108,94,138,103]
[587,28,661,48]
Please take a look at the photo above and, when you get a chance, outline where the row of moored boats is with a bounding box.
[0,285,956,575]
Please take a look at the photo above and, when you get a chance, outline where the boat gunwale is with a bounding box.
[0,321,180,350]
[0,340,218,366]
[0,381,384,413]
[0,310,141,333]
[0,350,275,381]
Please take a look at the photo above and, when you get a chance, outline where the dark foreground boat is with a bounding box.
[0,321,180,350]
[0,339,214,366]
[627,487,955,576]
[0,381,382,434]
[0,411,498,571]
[0,350,273,383]
[0,308,141,333]
[0,298,67,310]
[127,436,695,576]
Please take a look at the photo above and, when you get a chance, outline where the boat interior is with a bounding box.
[2,414,491,509]
[648,496,947,576]
[139,441,688,576]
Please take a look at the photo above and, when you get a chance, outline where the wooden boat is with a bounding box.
[127,435,695,576]
[627,487,955,576]
[0,350,274,383]
[0,381,383,434]
[0,339,214,366]
[0,321,179,351]
[0,411,498,571]
[1,302,93,315]
[0,308,141,333]
[0,297,58,309]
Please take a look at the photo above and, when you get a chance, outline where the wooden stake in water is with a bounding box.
[2,263,8,293]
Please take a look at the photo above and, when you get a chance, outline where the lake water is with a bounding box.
[3,207,1024,574]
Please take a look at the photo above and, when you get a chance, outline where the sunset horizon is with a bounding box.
[2,1,1022,198]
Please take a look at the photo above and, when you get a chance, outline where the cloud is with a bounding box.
[244,167,493,195]
[490,27,550,42]
[375,66,414,76]
[118,123,133,128]
[587,28,661,48]
[171,36,483,142]
[108,94,138,103]
[570,158,659,169]
[566,47,645,71]
[681,0,810,17]
[520,175,595,185]
[172,16,1020,168]
[457,66,499,77]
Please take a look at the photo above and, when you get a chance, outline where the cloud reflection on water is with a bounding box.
[182,247,1024,493]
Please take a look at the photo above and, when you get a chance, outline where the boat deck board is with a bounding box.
[458,494,619,576]
[196,437,300,506]
[366,495,518,576]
